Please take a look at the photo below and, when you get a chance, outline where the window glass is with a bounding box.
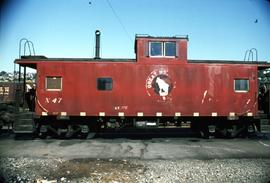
[234,79,249,92]
[150,42,162,56]
[165,42,176,56]
[97,78,113,91]
[46,76,62,91]
[149,41,176,57]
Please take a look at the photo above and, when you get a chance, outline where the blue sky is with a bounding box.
[1,0,270,72]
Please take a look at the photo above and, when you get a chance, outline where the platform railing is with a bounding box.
[244,48,258,62]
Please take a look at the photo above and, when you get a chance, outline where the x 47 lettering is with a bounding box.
[45,97,62,104]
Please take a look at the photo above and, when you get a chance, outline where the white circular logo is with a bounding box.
[145,69,174,101]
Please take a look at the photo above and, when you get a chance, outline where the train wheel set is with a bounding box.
[12,114,262,139]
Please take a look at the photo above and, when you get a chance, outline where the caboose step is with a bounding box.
[14,112,35,134]
[260,119,270,125]
[258,112,268,119]
[13,124,35,133]
[261,125,270,133]
[14,119,35,133]
[15,111,34,118]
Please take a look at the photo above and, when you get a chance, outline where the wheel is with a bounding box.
[199,125,210,139]
[38,132,47,139]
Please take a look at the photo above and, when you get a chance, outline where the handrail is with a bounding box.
[19,38,28,58]
[24,41,32,56]
[19,38,36,58]
[244,48,258,62]
[250,48,258,61]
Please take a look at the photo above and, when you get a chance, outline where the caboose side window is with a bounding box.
[149,41,176,57]
[150,42,162,56]
[234,79,249,92]
[46,76,62,91]
[165,42,176,56]
[97,78,113,91]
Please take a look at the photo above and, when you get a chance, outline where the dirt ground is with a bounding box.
[0,131,270,182]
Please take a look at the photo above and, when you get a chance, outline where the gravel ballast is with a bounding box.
[0,157,270,183]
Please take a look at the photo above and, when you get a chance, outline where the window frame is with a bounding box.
[149,41,176,58]
[45,76,62,91]
[234,79,249,93]
[164,41,176,57]
[149,42,163,57]
[97,77,113,91]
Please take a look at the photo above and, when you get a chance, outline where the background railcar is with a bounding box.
[13,31,270,138]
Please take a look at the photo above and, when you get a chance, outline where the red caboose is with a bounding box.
[14,31,270,138]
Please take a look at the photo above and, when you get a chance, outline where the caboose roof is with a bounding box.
[14,56,136,69]
[135,34,189,40]
[188,59,270,65]
[17,56,135,62]
[15,56,269,66]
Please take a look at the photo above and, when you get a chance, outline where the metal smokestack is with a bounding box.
[95,30,101,59]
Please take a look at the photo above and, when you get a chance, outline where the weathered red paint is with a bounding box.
[15,36,267,118]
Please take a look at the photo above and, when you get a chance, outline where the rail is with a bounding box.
[19,38,36,58]
[244,48,258,62]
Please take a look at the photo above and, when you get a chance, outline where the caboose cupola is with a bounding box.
[135,35,188,63]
